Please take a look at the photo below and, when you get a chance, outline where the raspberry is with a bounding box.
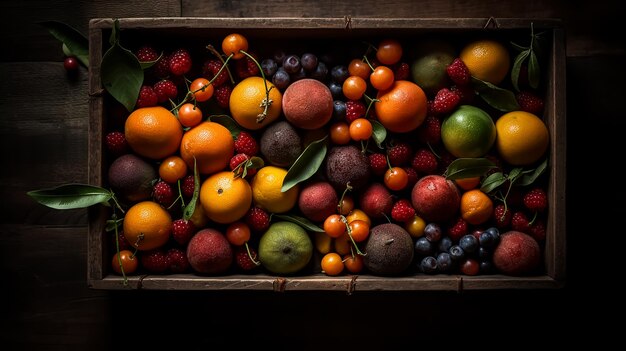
[234,131,259,156]
[153,181,175,207]
[523,187,548,212]
[214,84,233,109]
[105,131,129,156]
[368,153,388,176]
[393,62,410,81]
[140,249,170,273]
[404,167,418,189]
[230,153,257,178]
[432,88,460,115]
[180,175,195,199]
[234,245,261,271]
[153,79,178,103]
[391,199,416,223]
[135,45,158,62]
[492,204,512,229]
[235,51,260,79]
[172,219,196,246]
[135,85,158,108]
[345,100,366,123]
[416,115,441,145]
[528,218,546,242]
[516,91,545,115]
[169,48,192,76]
[411,148,438,175]
[387,141,413,167]
[245,206,270,233]
[511,211,530,232]
[201,59,229,87]
[446,58,471,86]
[447,217,468,242]
[167,247,190,273]
[450,85,475,104]
[153,53,171,79]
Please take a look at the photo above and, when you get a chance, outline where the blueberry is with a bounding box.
[309,61,328,81]
[485,227,500,244]
[420,256,438,274]
[478,231,495,248]
[438,236,453,253]
[282,54,301,74]
[331,65,349,83]
[479,260,494,274]
[459,234,478,254]
[436,252,453,273]
[332,100,346,121]
[449,245,465,261]
[260,58,278,77]
[424,223,442,242]
[300,53,318,71]
[414,237,434,256]
[328,81,344,100]
[477,246,491,260]
[271,69,290,90]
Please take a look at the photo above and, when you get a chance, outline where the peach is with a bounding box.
[411,175,460,222]
[298,181,338,222]
[186,228,233,274]
[282,78,334,130]
[493,231,541,276]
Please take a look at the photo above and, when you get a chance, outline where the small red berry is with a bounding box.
[64,56,79,71]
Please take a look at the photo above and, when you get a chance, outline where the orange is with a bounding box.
[460,189,493,225]
[375,80,427,133]
[123,201,172,251]
[179,121,234,175]
[200,171,252,224]
[460,39,511,85]
[455,177,481,191]
[250,166,299,213]
[495,111,549,166]
[125,106,183,160]
[441,105,496,158]
[229,76,282,130]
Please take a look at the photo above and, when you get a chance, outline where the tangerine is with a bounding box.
[125,106,183,160]
[250,166,299,214]
[200,171,252,224]
[229,76,282,130]
[123,201,172,251]
[495,111,549,166]
[375,80,427,133]
[460,39,511,85]
[460,189,494,225]
[179,121,234,175]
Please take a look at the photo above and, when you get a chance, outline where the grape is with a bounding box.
[282,54,301,74]
[331,65,349,83]
[272,68,291,90]
[327,81,344,100]
[261,58,278,77]
[290,67,306,82]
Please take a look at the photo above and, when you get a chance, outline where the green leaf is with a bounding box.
[183,158,200,220]
[27,183,111,210]
[511,50,530,92]
[371,120,387,149]
[101,42,143,112]
[139,52,163,70]
[516,158,548,187]
[209,114,241,139]
[528,50,540,89]
[444,157,496,180]
[281,136,328,192]
[273,214,325,233]
[480,172,507,194]
[510,41,529,52]
[39,21,89,67]
[105,218,124,232]
[472,77,520,112]
[507,167,524,185]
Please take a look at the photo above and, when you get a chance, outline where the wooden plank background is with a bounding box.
[1,0,623,348]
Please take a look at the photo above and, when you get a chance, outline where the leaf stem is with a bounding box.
[240,50,273,124]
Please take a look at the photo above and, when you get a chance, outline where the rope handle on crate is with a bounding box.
[273,277,287,292]
[344,15,352,30]
[483,16,500,29]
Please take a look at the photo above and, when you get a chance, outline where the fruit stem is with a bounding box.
[240,50,273,124]
[341,215,366,256]
[109,192,125,214]
[111,212,128,286]
[245,242,261,266]
[337,182,353,214]
[362,54,375,72]
[363,94,378,121]
[206,44,236,85]
[176,179,186,209]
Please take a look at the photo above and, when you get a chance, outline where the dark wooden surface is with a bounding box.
[1,0,623,348]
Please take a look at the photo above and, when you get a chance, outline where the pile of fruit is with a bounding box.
[100,30,550,279]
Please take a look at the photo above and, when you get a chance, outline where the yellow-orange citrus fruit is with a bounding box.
[123,201,172,251]
[229,77,282,130]
[495,111,549,166]
[375,80,427,133]
[179,121,234,175]
[125,106,183,159]
[460,189,493,225]
[460,39,511,85]
[454,177,481,191]
[200,171,252,224]
[250,166,298,213]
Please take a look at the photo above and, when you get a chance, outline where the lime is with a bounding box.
[441,105,496,158]
[258,221,313,275]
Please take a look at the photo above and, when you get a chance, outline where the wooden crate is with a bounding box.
[87,17,566,292]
